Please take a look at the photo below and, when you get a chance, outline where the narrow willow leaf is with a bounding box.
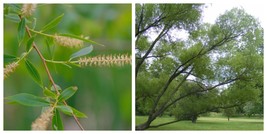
[5,93,50,107]
[18,18,26,44]
[70,106,88,118]
[32,18,37,29]
[25,59,42,86]
[52,109,64,130]
[45,37,54,59]
[59,33,104,46]
[4,14,20,23]
[41,13,64,32]
[69,45,93,60]
[4,54,18,64]
[58,87,77,102]
[56,105,73,115]
[26,37,35,52]
[56,105,87,118]
[43,87,57,99]
[9,4,22,14]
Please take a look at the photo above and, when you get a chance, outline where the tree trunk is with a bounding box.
[228,116,230,121]
[136,122,150,130]
[136,115,155,130]
[191,115,197,123]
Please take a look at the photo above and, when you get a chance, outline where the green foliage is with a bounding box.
[41,13,64,32]
[58,86,77,102]
[56,105,73,115]
[5,93,50,107]
[69,45,93,60]
[172,82,219,122]
[24,59,43,86]
[26,37,34,52]
[43,87,57,99]
[51,84,62,92]
[4,54,18,65]
[70,106,88,118]
[52,109,64,130]
[17,17,26,44]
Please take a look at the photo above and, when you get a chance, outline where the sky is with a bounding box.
[148,2,265,42]
[202,2,265,25]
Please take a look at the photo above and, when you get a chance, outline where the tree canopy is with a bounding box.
[135,4,263,130]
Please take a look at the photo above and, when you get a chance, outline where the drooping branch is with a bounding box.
[162,77,240,114]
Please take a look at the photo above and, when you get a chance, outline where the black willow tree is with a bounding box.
[135,4,263,130]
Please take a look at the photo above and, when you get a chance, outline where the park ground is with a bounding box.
[136,114,263,130]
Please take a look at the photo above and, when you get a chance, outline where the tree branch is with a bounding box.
[136,26,170,77]
[21,15,85,130]
[163,77,240,113]
[149,102,244,128]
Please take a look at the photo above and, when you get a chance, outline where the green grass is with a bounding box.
[136,116,263,130]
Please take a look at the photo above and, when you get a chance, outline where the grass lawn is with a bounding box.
[136,116,263,130]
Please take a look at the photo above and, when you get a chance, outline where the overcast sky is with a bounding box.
[154,3,265,42]
[202,2,265,25]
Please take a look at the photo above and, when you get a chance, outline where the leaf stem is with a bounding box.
[29,29,54,38]
[16,46,34,64]
[20,15,85,130]
[45,59,76,64]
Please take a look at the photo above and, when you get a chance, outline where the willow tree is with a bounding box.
[136,4,263,130]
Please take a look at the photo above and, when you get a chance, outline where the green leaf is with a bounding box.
[51,84,62,92]
[4,5,10,15]
[5,93,50,107]
[26,37,35,52]
[56,105,87,118]
[25,59,42,86]
[69,45,93,60]
[32,18,37,29]
[45,37,54,59]
[41,13,64,32]
[59,33,104,46]
[58,86,77,102]
[52,109,64,130]
[70,106,88,118]
[18,18,26,44]
[43,87,57,99]
[4,14,20,23]
[56,105,73,115]
[4,54,18,65]
[8,4,21,14]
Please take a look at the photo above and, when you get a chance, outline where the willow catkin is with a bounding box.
[4,62,18,79]
[54,35,84,48]
[21,4,37,17]
[78,54,131,67]
[31,107,54,130]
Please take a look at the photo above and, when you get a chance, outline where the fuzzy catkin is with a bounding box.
[54,35,84,48]
[21,4,37,17]
[4,62,18,79]
[79,54,131,67]
[31,107,53,130]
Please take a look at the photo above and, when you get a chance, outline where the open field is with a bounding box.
[136,116,263,130]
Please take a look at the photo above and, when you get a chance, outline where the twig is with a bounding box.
[20,15,85,130]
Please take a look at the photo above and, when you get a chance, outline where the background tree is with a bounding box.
[136,4,263,130]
